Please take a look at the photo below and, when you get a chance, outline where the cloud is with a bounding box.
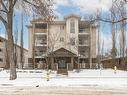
[72,0,112,13]
[54,0,112,20]
[55,0,69,6]
[54,0,112,15]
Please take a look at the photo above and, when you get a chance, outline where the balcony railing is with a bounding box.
[79,41,89,46]
[78,52,89,58]
[35,52,47,57]
[35,29,47,33]
[35,40,47,46]
[79,29,89,34]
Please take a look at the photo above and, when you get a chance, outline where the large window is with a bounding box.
[70,19,75,33]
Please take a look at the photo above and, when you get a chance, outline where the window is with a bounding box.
[70,19,75,33]
[0,49,2,52]
[35,23,47,29]
[60,25,64,30]
[60,37,64,42]
[0,58,3,62]
[70,37,75,45]
[0,39,3,42]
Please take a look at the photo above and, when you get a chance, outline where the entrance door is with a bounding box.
[57,58,68,74]
[58,59,66,69]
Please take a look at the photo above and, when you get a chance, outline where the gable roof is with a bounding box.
[64,14,81,20]
[48,47,77,57]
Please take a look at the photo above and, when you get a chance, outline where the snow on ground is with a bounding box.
[0,69,127,88]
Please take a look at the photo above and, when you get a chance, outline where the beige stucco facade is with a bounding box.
[27,15,97,70]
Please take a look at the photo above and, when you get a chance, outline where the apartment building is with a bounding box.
[0,36,28,69]
[27,15,96,73]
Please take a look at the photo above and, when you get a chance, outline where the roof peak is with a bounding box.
[64,14,81,20]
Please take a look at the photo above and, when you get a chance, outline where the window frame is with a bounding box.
[70,19,75,33]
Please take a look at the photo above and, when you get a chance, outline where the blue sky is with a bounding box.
[0,0,112,52]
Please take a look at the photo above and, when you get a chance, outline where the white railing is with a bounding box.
[35,40,47,46]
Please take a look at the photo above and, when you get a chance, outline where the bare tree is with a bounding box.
[47,30,61,70]
[0,0,54,80]
[110,2,118,67]
[20,12,24,69]
[85,15,97,69]
[119,1,126,67]
[14,26,18,68]
[96,9,101,69]
[110,0,126,67]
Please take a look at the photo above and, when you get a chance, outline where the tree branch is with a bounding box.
[13,0,18,7]
[99,17,127,23]
[23,0,38,7]
[88,17,127,24]
[0,15,7,27]
[0,0,8,12]
[0,9,7,13]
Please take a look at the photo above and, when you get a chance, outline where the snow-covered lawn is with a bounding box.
[0,69,127,88]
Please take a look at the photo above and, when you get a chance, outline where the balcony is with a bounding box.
[79,40,89,46]
[35,29,47,34]
[79,29,89,35]
[78,46,89,58]
[35,51,47,58]
[35,40,47,46]
[78,52,89,58]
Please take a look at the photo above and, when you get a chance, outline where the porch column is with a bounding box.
[70,57,74,70]
[51,57,54,70]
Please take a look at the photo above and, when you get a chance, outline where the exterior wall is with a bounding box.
[65,17,79,54]
[101,58,127,70]
[91,26,96,58]
[48,17,79,55]
[48,24,66,51]
[0,37,28,68]
[0,39,6,67]
[15,45,28,68]
[27,15,97,69]
[28,27,33,58]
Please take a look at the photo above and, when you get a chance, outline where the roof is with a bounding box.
[64,14,81,20]
[48,47,77,57]
[0,36,28,51]
[27,14,96,28]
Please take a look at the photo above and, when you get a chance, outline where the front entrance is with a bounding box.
[56,57,68,74]
[48,48,77,74]
[58,58,67,69]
